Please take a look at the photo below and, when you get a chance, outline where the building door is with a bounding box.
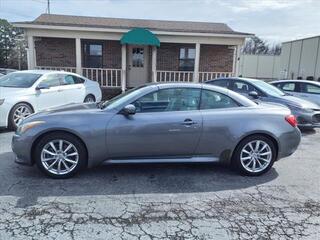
[127,45,149,88]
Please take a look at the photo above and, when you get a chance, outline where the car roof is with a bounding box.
[141,82,224,89]
[206,77,261,83]
[140,82,234,93]
[11,70,80,76]
[139,82,256,107]
[270,79,320,85]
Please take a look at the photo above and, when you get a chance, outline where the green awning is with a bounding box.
[120,28,160,47]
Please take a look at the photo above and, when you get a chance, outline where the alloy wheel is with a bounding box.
[41,139,79,175]
[84,96,95,103]
[240,140,272,173]
[13,105,32,125]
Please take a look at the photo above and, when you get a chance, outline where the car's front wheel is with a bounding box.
[34,132,87,179]
[232,135,276,176]
[9,103,34,130]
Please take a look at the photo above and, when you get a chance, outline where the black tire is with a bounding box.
[8,103,34,130]
[232,135,277,176]
[34,132,87,179]
[84,95,95,103]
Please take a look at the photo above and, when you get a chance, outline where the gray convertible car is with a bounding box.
[12,83,301,178]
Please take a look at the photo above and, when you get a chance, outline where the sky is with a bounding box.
[0,0,319,43]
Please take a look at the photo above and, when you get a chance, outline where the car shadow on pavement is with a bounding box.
[0,152,278,208]
[300,128,317,136]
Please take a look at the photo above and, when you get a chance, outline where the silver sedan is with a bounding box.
[12,83,301,178]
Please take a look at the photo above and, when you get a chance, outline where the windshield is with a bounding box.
[254,80,285,97]
[102,86,148,110]
[0,73,42,88]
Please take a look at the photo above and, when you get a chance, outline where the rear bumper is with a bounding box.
[277,128,301,159]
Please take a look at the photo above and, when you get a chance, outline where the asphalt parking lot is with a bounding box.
[0,129,319,240]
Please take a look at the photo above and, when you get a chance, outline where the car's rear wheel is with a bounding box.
[232,135,276,176]
[34,133,87,179]
[84,95,95,103]
[9,103,34,130]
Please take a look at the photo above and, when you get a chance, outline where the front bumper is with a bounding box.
[295,110,320,128]
[0,102,11,128]
[11,133,33,166]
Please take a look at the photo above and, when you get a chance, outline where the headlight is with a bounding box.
[16,121,45,134]
[0,99,4,105]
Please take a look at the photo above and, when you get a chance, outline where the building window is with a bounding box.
[179,47,195,71]
[83,42,103,68]
[132,48,144,67]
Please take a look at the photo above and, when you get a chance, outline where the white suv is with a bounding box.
[0,70,102,130]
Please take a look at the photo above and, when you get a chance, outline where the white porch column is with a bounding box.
[27,35,35,69]
[232,46,236,76]
[194,43,200,82]
[121,45,127,92]
[235,45,241,77]
[75,38,82,75]
[152,46,157,82]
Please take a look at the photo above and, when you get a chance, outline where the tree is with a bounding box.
[242,36,281,55]
[0,19,27,69]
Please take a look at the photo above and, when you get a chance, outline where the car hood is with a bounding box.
[0,86,28,98]
[270,95,319,109]
[42,102,99,114]
[23,102,109,125]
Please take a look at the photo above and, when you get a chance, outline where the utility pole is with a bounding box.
[47,0,50,14]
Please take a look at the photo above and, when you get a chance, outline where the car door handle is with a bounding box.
[181,119,196,126]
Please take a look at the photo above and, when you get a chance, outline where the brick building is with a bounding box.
[14,14,251,96]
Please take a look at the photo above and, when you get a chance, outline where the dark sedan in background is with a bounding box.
[12,83,300,179]
[206,77,320,129]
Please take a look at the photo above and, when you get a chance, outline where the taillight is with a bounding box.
[285,115,298,127]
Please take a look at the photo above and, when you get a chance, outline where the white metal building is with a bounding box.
[239,54,281,80]
[279,35,320,80]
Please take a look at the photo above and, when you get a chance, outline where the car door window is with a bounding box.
[233,81,254,93]
[74,76,85,84]
[62,75,85,85]
[210,79,230,89]
[301,83,320,94]
[40,74,61,87]
[133,88,201,112]
[281,82,295,92]
[200,89,240,109]
[61,75,77,85]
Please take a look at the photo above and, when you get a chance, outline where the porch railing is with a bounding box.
[35,66,76,73]
[156,71,194,82]
[156,70,233,83]
[35,66,121,88]
[82,68,121,87]
[199,72,233,82]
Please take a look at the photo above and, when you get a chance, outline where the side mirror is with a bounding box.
[248,91,259,99]
[121,104,136,115]
[36,83,50,90]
